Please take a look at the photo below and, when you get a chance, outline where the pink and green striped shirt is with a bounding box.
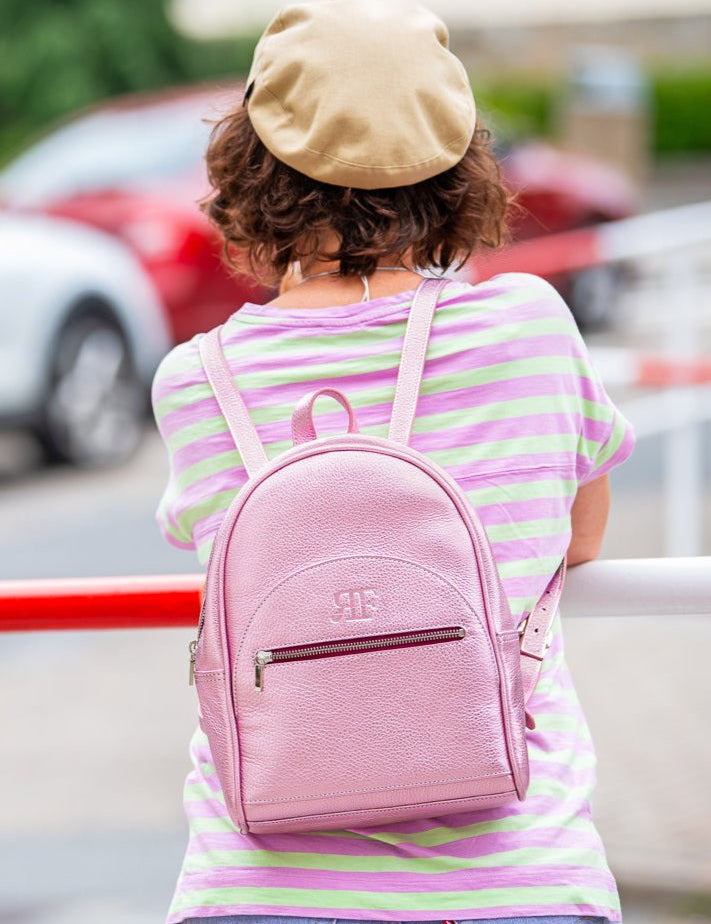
[152,272,634,924]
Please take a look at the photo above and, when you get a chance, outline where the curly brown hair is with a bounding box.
[201,104,512,283]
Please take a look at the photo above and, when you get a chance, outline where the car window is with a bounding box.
[0,96,223,206]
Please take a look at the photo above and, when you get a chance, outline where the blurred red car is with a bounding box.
[0,85,273,348]
[1,83,636,339]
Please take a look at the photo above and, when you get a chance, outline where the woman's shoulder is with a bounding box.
[449,272,575,316]
[150,332,208,418]
[153,331,204,378]
[441,272,581,340]
[488,271,567,299]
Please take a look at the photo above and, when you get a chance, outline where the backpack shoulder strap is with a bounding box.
[199,327,269,478]
[388,275,565,703]
[389,277,451,445]
[201,277,448,465]
[519,558,567,707]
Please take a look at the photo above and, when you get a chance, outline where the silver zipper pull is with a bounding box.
[254,650,273,692]
[188,639,197,686]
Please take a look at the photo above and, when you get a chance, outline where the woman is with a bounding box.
[152,2,634,923]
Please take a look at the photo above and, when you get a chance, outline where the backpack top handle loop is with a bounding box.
[389,277,451,446]
[292,387,360,445]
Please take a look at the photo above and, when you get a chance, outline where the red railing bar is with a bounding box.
[0,574,204,632]
[638,355,711,386]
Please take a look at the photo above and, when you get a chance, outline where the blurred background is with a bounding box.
[1,0,710,922]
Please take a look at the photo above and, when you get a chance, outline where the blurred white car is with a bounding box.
[0,213,172,465]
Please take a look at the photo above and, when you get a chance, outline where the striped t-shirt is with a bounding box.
[152,272,634,924]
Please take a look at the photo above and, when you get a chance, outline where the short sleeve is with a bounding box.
[568,318,636,487]
[155,470,195,550]
[500,273,636,487]
[150,337,204,552]
[578,400,635,486]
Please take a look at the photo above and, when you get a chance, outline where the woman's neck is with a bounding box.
[268,257,424,309]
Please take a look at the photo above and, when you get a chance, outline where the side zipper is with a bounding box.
[254,625,466,692]
[188,574,211,686]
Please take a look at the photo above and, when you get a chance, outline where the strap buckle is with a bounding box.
[518,612,552,662]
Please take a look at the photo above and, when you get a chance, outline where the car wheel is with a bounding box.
[39,309,145,466]
[567,264,623,331]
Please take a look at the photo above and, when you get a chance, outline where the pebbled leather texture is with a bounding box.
[193,668,246,832]
[195,278,564,833]
[196,437,531,831]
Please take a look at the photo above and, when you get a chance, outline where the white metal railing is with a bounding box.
[562,557,711,618]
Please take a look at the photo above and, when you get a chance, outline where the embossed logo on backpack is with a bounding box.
[332,588,380,623]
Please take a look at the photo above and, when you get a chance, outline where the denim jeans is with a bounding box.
[182,915,610,924]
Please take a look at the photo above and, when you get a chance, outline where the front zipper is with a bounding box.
[253,625,466,691]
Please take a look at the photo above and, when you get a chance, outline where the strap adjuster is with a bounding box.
[518,611,552,661]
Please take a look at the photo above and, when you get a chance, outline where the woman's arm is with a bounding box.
[567,475,610,566]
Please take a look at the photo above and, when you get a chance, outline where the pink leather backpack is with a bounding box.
[191,277,565,835]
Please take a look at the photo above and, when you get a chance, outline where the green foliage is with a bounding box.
[478,68,711,156]
[476,81,553,141]
[182,34,259,83]
[0,0,257,163]
[652,69,711,155]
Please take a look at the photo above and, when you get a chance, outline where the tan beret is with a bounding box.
[245,0,476,189]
